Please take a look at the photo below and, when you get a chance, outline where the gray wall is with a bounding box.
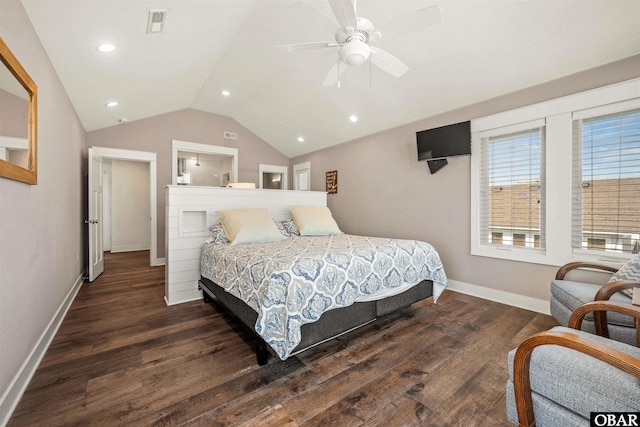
[86,108,289,259]
[111,160,150,252]
[291,55,640,302]
[0,0,86,411]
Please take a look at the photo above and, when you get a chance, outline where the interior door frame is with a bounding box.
[89,146,159,266]
[258,164,288,190]
[293,161,311,191]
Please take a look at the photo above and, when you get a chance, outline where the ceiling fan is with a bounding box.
[278,0,442,86]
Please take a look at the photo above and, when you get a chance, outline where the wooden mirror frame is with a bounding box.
[0,37,37,185]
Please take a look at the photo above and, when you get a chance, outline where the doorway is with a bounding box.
[293,161,311,191]
[102,160,151,253]
[88,147,158,282]
[259,164,288,190]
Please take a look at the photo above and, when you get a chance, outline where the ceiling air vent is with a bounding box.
[224,132,238,140]
[147,10,167,33]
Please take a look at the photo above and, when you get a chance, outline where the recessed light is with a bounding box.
[221,90,231,96]
[96,43,117,53]
[349,115,358,123]
[297,136,304,143]
[105,101,119,107]
[118,118,128,123]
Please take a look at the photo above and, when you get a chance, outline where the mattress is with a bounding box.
[201,234,447,359]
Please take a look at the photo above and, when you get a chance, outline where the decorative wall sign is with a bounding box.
[326,170,337,194]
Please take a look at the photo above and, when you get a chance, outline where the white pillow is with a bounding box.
[219,208,286,245]
[608,251,640,297]
[289,206,342,236]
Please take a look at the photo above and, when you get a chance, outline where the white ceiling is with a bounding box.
[20,0,640,158]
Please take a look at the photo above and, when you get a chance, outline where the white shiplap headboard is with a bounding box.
[165,186,327,305]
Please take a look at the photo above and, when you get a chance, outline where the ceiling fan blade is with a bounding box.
[277,41,338,52]
[370,47,409,77]
[372,5,442,41]
[323,61,347,86]
[328,0,357,29]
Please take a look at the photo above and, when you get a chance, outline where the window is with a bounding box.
[572,108,640,255]
[513,233,526,247]
[471,78,640,266]
[587,238,606,251]
[477,120,545,253]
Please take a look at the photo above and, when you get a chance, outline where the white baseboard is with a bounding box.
[0,270,86,427]
[110,243,150,253]
[446,279,551,315]
[164,289,202,306]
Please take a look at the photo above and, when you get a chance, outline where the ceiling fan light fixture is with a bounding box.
[339,40,370,66]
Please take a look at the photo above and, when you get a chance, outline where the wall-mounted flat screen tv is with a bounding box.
[416,121,471,161]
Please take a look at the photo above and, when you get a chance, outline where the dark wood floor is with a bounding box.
[8,250,558,426]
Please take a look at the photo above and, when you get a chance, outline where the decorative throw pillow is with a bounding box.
[219,208,286,245]
[275,220,288,236]
[608,251,640,297]
[208,223,229,244]
[289,206,342,236]
[280,218,300,236]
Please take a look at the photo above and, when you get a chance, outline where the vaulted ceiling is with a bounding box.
[20,0,640,157]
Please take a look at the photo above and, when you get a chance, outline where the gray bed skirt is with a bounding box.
[199,276,433,365]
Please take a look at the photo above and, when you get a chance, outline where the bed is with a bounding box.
[196,203,447,365]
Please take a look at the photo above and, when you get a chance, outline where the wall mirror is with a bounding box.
[0,37,37,184]
[171,140,238,187]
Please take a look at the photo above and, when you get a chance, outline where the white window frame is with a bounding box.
[471,78,640,267]
[571,99,640,259]
[476,119,546,255]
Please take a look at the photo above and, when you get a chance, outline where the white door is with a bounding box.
[102,162,111,252]
[293,162,311,191]
[88,148,104,281]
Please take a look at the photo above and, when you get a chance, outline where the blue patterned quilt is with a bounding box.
[201,234,447,360]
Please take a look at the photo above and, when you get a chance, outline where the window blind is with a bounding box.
[479,125,546,249]
[572,107,640,254]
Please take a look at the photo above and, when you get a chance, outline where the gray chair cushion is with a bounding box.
[550,280,634,327]
[507,326,640,424]
[506,381,590,427]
